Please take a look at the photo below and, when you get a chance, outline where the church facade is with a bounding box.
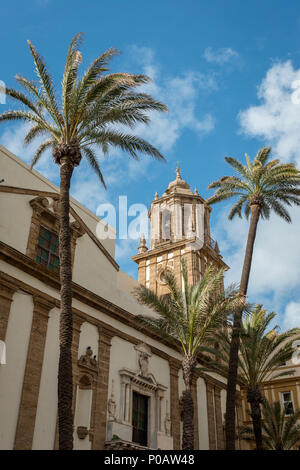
[0,145,244,450]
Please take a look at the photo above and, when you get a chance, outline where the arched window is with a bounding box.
[160,209,171,240]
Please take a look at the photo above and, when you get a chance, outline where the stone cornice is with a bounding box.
[132,236,227,268]
[198,371,227,390]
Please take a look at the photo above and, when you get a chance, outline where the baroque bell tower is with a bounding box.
[132,167,228,296]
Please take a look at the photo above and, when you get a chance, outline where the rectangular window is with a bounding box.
[36,226,59,273]
[281,391,294,415]
[132,391,148,447]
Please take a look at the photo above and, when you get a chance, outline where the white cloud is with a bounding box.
[70,169,109,213]
[239,60,300,167]
[203,47,239,65]
[213,205,300,310]
[115,238,139,263]
[128,46,216,155]
[283,302,300,329]
[0,122,59,181]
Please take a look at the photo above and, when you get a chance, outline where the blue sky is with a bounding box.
[1,0,300,329]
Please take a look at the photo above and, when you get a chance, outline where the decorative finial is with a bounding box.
[155,191,158,200]
[194,187,199,195]
[138,234,148,253]
[176,161,181,180]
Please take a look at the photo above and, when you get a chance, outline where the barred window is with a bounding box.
[36,226,59,273]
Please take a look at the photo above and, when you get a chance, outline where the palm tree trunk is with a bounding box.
[58,157,74,450]
[248,394,263,450]
[182,354,196,450]
[247,386,263,450]
[225,203,261,450]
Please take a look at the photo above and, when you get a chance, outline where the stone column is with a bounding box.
[192,376,199,450]
[92,325,114,450]
[137,259,146,286]
[169,358,181,450]
[214,386,225,449]
[14,295,55,450]
[0,277,18,341]
[206,381,216,450]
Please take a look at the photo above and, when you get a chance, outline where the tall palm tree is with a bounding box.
[241,400,300,450]
[207,147,300,449]
[217,305,300,449]
[0,33,167,449]
[134,259,242,450]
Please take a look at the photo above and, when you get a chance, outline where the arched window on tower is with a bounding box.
[160,209,171,241]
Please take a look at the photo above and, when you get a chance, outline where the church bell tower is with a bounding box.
[132,167,228,296]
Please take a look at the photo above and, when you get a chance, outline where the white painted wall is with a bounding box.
[0,291,33,449]
[32,308,60,450]
[77,322,99,360]
[197,377,209,450]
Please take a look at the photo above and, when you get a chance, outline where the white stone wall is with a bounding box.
[32,308,60,450]
[0,292,34,449]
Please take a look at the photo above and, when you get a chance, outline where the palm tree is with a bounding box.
[207,147,300,449]
[134,259,242,450]
[0,33,167,449]
[217,305,300,449]
[241,400,300,450]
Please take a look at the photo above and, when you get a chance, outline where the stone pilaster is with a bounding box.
[14,295,55,450]
[169,358,181,450]
[192,376,199,450]
[92,325,114,449]
[214,386,224,449]
[0,277,18,341]
[137,259,146,286]
[206,381,216,450]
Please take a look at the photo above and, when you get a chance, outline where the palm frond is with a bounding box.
[82,146,106,188]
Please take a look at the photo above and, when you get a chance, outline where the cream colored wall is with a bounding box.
[32,308,60,450]
[0,291,34,450]
[221,389,226,422]
[197,377,209,450]
[72,234,117,302]
[0,193,33,254]
[109,336,137,423]
[148,354,171,431]
[178,368,184,445]
[78,322,99,359]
